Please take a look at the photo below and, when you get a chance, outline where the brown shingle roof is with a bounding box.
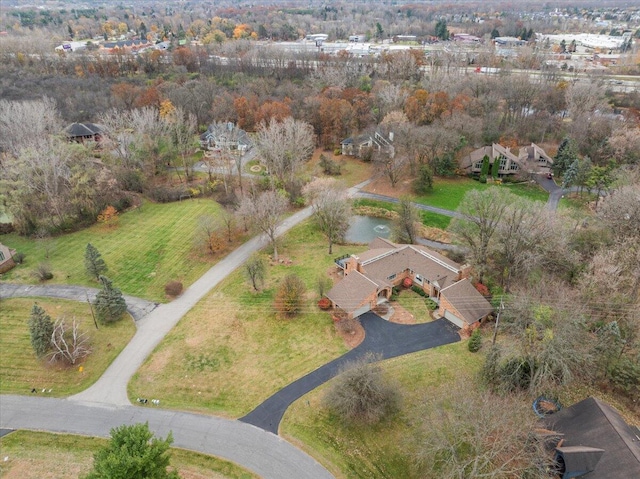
[360,245,460,289]
[543,397,640,479]
[439,278,494,325]
[326,270,377,314]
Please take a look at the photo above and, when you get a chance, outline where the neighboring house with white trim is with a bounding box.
[201,122,252,152]
[326,237,493,328]
[340,131,394,158]
[462,142,553,176]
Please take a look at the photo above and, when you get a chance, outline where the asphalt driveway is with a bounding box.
[240,314,460,434]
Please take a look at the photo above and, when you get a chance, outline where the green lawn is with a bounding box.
[414,177,549,211]
[0,298,135,397]
[352,198,452,229]
[0,431,257,479]
[281,341,482,479]
[392,289,434,323]
[129,221,368,417]
[1,198,224,302]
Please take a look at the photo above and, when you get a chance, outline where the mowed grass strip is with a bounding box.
[304,148,373,187]
[1,198,223,302]
[280,341,481,479]
[413,177,549,211]
[129,221,367,417]
[0,298,135,396]
[0,431,257,479]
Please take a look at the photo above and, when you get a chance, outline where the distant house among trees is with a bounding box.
[327,237,493,329]
[462,143,553,177]
[65,122,103,143]
[340,131,394,158]
[0,242,17,273]
[200,122,252,152]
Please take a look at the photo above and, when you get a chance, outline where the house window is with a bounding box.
[415,274,423,285]
[0,251,4,261]
[499,158,507,170]
[474,161,483,169]
[510,162,519,170]
[387,273,396,280]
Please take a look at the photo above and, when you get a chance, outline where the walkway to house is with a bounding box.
[240,313,460,434]
[0,283,157,321]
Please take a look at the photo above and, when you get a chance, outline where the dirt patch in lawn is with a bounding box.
[362,175,413,198]
[338,322,365,349]
[388,302,417,324]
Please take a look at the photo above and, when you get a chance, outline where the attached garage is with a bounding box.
[439,279,494,329]
[444,309,467,329]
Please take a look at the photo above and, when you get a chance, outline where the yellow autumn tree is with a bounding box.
[159,99,176,120]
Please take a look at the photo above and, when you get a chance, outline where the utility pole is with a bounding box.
[86,291,99,330]
[492,297,504,345]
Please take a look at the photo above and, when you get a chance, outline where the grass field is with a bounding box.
[0,298,135,396]
[1,198,226,302]
[304,149,373,187]
[0,431,257,479]
[352,198,452,229]
[280,341,481,479]
[392,289,434,323]
[413,177,549,211]
[129,221,368,417]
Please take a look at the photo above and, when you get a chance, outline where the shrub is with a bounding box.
[411,285,427,297]
[164,280,183,297]
[402,277,413,288]
[318,297,331,310]
[479,174,487,184]
[425,298,438,311]
[475,282,490,296]
[468,328,482,352]
[97,205,119,226]
[333,148,342,156]
[13,251,25,264]
[324,353,401,425]
[274,273,306,317]
[32,263,53,281]
[335,317,358,334]
[319,154,342,175]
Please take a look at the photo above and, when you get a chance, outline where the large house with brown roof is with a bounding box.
[461,142,553,177]
[326,237,493,329]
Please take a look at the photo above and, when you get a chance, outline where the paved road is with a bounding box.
[240,314,460,434]
[69,206,314,406]
[0,283,157,321]
[0,395,333,479]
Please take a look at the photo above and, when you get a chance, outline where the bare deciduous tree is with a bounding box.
[392,197,421,244]
[238,190,288,261]
[449,187,511,283]
[0,97,61,157]
[303,178,351,254]
[244,253,266,291]
[49,317,92,365]
[256,117,315,184]
[411,383,551,479]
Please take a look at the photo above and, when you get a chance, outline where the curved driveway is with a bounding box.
[0,395,333,479]
[241,314,459,434]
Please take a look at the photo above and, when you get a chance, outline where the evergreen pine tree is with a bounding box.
[94,276,127,324]
[554,137,579,175]
[468,328,482,353]
[491,156,501,178]
[84,243,108,281]
[29,303,54,358]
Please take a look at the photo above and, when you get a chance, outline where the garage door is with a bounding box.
[444,310,465,329]
[353,304,372,318]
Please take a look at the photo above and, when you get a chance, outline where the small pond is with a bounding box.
[345,215,392,243]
